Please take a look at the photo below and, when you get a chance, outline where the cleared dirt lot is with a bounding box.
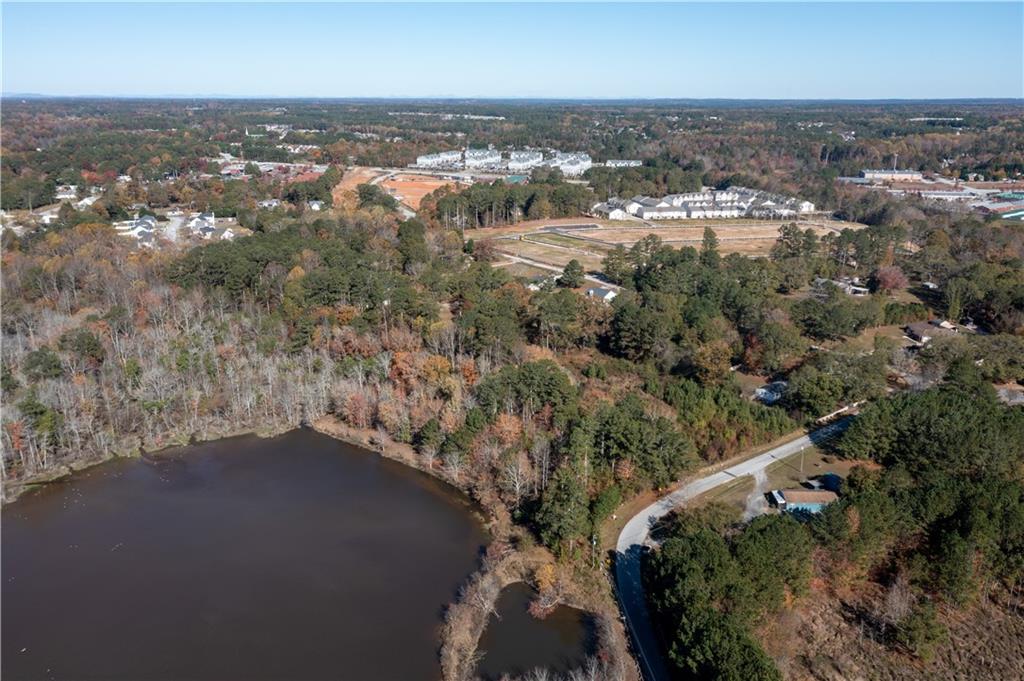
[337,166,385,192]
[380,174,461,210]
[332,167,387,208]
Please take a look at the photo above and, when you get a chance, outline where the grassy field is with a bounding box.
[492,261,554,280]
[493,238,605,272]
[527,232,614,254]
[481,217,871,287]
[478,218,868,273]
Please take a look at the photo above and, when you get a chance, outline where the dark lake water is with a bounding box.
[1,429,487,681]
[476,582,594,681]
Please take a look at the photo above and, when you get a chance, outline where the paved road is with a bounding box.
[614,419,850,681]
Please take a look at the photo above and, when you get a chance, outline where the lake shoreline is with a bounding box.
[4,415,636,681]
[308,415,635,681]
[2,427,490,681]
[308,415,511,538]
[1,420,296,504]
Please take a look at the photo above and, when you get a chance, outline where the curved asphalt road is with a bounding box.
[614,419,850,681]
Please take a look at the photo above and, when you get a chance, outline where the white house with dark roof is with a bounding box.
[187,212,216,238]
[591,201,630,220]
[585,287,618,303]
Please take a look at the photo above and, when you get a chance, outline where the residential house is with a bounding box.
[591,201,629,220]
[777,489,838,514]
[114,214,160,247]
[525,275,556,292]
[75,195,100,210]
[55,184,78,200]
[754,381,788,405]
[815,276,870,297]
[905,319,958,344]
[187,212,217,238]
[585,287,618,303]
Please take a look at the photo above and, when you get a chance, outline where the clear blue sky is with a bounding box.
[3,2,1022,99]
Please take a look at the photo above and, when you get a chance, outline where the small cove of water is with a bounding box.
[475,582,594,681]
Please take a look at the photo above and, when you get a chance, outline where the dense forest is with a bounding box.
[425,169,594,229]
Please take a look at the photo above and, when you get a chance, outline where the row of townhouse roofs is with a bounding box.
[413,148,640,176]
[413,148,594,175]
[592,187,816,221]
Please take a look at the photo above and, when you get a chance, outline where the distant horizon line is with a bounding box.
[4,93,1023,104]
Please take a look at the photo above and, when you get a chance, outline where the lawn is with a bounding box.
[528,232,612,254]
[694,446,867,517]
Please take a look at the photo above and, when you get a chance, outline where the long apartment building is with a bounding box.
[611,186,814,220]
[861,169,924,182]
[464,148,503,168]
[508,150,544,172]
[415,150,463,168]
[411,148,591,174]
[547,152,592,177]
